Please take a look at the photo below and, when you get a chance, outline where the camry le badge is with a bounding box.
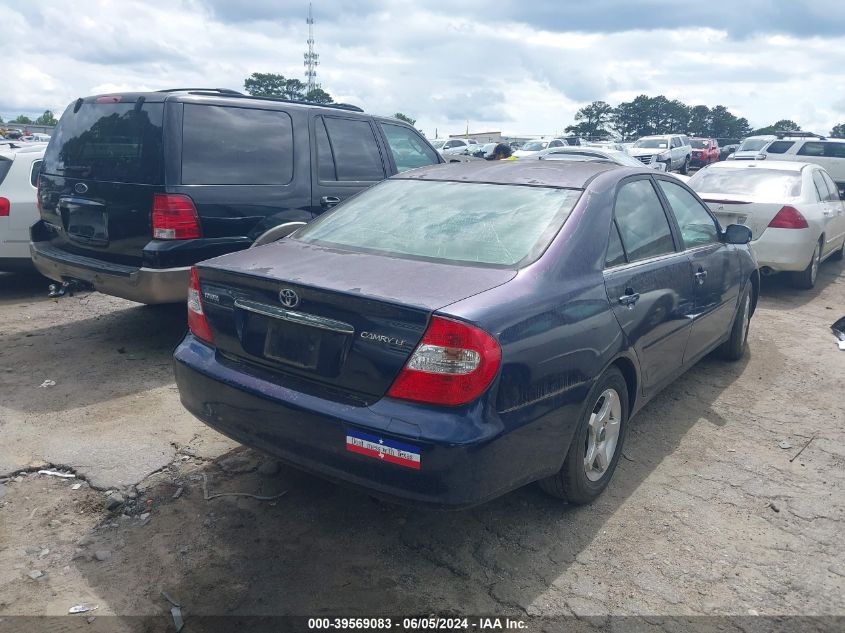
[279,288,299,308]
[74,183,88,194]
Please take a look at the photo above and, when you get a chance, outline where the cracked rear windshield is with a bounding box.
[294,179,582,267]
[43,102,164,184]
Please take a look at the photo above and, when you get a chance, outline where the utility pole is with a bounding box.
[304,2,319,94]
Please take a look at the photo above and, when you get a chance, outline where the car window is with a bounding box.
[671,137,680,149]
[30,159,42,187]
[182,105,293,185]
[0,156,12,186]
[379,123,439,173]
[315,117,336,181]
[549,140,562,148]
[798,142,825,157]
[295,179,582,267]
[811,170,831,202]
[657,180,719,248]
[322,117,385,181]
[765,141,794,154]
[605,221,626,267]
[825,143,845,159]
[613,179,676,262]
[821,171,841,201]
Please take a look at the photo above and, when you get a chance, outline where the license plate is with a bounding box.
[263,321,322,369]
[67,207,108,245]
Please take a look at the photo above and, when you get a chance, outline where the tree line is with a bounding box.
[566,96,845,140]
[1,111,58,126]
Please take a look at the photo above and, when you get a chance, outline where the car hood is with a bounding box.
[628,147,668,156]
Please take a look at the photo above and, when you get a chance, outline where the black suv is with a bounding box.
[30,89,442,303]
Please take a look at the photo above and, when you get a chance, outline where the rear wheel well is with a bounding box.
[611,357,638,414]
[749,269,760,315]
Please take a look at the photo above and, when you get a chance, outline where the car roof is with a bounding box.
[394,160,625,188]
[705,160,811,172]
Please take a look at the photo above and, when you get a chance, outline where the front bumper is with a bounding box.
[173,335,562,508]
[750,228,818,273]
[30,240,189,304]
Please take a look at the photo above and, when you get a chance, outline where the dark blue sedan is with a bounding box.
[173,161,758,508]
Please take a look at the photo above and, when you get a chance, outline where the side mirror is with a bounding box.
[724,224,752,245]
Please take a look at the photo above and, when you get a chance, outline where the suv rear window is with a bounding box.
[765,141,794,154]
[181,105,294,185]
[43,102,164,184]
[0,156,12,187]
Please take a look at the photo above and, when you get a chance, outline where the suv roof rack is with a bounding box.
[775,130,825,139]
[157,88,244,95]
[183,90,365,112]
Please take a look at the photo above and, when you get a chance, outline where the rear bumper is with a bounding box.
[173,335,564,508]
[751,229,818,273]
[30,240,189,304]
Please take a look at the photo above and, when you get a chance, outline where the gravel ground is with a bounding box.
[0,262,843,631]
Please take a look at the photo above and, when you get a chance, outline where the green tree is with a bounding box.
[13,115,32,124]
[393,112,416,126]
[244,72,287,97]
[305,88,333,104]
[35,110,58,126]
[831,123,845,138]
[665,99,691,134]
[687,105,710,136]
[243,73,309,101]
[565,100,613,138]
[612,95,653,139]
[752,119,801,135]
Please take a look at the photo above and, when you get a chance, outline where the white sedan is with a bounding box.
[688,160,845,288]
[0,143,47,272]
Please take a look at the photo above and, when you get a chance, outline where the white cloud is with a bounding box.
[2,0,845,136]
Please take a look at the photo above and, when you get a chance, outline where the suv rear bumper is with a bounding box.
[30,240,189,304]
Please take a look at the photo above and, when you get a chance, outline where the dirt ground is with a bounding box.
[1,262,844,631]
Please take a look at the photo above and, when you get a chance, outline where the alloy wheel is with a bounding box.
[584,389,622,482]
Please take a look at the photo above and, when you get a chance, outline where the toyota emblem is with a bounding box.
[74,182,89,194]
[279,288,299,308]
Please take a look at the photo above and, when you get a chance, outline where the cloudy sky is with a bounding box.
[3,0,845,137]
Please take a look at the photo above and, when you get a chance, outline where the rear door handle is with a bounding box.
[695,269,708,284]
[320,196,341,210]
[618,291,640,308]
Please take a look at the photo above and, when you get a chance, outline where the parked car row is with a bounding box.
[2,88,842,510]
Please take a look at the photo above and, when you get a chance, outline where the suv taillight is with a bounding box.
[187,266,214,344]
[386,316,501,407]
[152,194,201,240]
[768,206,808,229]
[0,197,9,217]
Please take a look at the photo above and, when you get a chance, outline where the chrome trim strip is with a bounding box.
[234,298,354,335]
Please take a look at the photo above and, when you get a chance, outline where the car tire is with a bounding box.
[831,236,845,261]
[538,366,628,504]
[719,283,752,361]
[680,156,690,175]
[791,240,821,289]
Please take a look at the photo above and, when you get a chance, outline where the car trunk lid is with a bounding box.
[700,193,786,239]
[197,240,515,404]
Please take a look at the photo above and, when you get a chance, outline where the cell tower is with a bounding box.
[304,2,319,93]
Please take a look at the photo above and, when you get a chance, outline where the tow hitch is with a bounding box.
[48,279,93,298]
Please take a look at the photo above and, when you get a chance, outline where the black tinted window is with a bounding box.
[315,117,336,181]
[657,180,719,248]
[379,123,439,172]
[323,117,385,181]
[797,142,825,157]
[766,141,794,154]
[812,170,831,202]
[614,179,675,261]
[606,221,626,267]
[0,157,12,186]
[182,105,293,185]
[826,143,845,158]
[821,171,841,200]
[30,159,42,187]
[43,102,164,184]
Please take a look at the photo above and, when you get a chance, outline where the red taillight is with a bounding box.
[152,194,201,240]
[187,266,214,344]
[0,197,9,217]
[386,316,501,407]
[768,206,808,229]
